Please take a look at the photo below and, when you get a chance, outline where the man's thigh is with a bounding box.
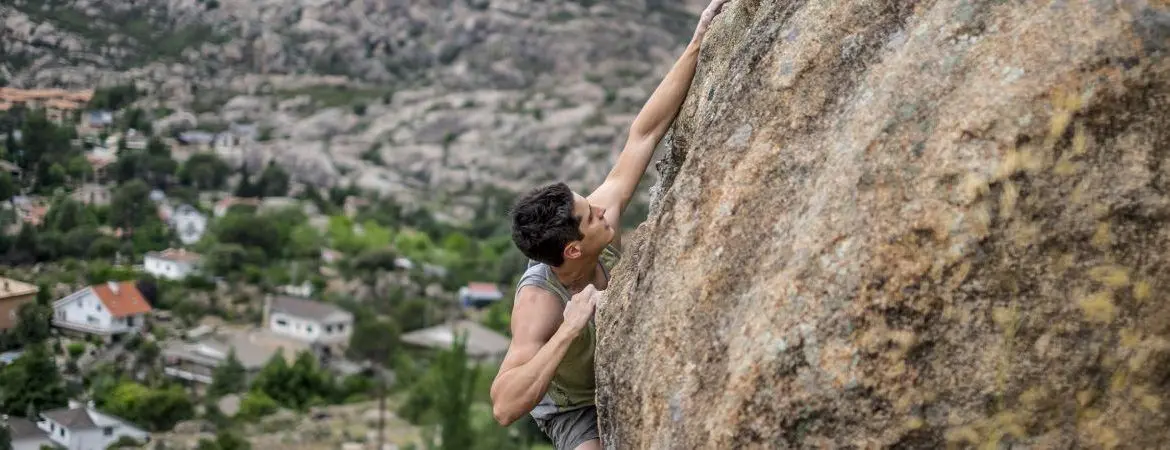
[534,406,600,450]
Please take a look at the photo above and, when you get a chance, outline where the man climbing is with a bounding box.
[489,1,731,449]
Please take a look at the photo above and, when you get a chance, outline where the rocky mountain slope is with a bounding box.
[1,0,707,219]
[598,0,1170,448]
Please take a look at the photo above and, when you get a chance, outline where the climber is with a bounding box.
[488,1,731,449]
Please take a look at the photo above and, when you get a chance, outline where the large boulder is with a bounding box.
[597,1,1170,448]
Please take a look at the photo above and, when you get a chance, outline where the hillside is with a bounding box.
[598,0,1170,448]
[1,0,707,222]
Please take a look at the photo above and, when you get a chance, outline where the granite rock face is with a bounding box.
[597,1,1170,448]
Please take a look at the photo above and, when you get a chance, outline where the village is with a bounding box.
[0,85,524,450]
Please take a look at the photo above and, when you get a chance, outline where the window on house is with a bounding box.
[96,302,102,312]
[337,324,346,332]
[325,325,333,333]
[276,319,288,327]
[104,427,113,436]
[307,325,314,333]
[59,428,65,437]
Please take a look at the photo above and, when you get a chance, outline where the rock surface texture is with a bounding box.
[597,1,1170,448]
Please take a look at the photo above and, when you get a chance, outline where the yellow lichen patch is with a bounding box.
[905,417,924,430]
[1011,222,1041,250]
[995,147,1024,181]
[1019,146,1047,173]
[1119,328,1142,348]
[944,426,980,444]
[1078,291,1116,323]
[1087,265,1130,288]
[1053,159,1082,176]
[1077,390,1095,407]
[1070,178,1092,204]
[999,180,1018,218]
[1072,121,1089,156]
[1109,368,1128,394]
[1055,253,1077,273]
[1095,427,1122,450]
[1141,395,1162,413]
[1091,222,1112,250]
[1132,280,1151,302]
[992,306,1019,327]
[960,173,990,203]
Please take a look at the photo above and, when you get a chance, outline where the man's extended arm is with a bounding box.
[588,0,731,223]
[490,286,598,426]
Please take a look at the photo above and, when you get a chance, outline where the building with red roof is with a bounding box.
[52,281,152,339]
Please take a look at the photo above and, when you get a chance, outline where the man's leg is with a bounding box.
[534,407,600,450]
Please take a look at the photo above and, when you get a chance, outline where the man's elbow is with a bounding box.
[492,403,519,427]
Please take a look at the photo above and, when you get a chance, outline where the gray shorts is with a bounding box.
[533,406,599,450]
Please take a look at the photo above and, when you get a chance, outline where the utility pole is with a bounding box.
[376,365,386,450]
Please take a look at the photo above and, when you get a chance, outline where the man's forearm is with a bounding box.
[627,40,703,143]
[490,326,580,425]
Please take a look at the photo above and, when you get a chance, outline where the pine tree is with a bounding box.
[208,349,247,397]
[428,333,479,450]
[0,343,67,417]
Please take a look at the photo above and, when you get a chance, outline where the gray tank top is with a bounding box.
[517,244,622,420]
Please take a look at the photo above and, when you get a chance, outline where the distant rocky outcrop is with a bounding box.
[2,0,710,216]
[598,0,1170,448]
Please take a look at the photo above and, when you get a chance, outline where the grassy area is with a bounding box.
[275,85,396,109]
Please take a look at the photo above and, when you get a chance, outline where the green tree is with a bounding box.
[208,349,247,397]
[0,343,67,417]
[255,161,289,198]
[9,302,52,347]
[347,319,400,365]
[178,153,230,190]
[109,180,152,231]
[0,172,15,205]
[0,419,10,450]
[101,382,194,431]
[250,351,334,411]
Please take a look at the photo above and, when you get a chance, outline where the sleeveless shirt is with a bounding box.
[516,244,622,420]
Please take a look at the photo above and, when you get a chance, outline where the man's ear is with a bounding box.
[563,242,582,261]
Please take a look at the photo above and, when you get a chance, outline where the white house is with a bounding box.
[143,249,202,280]
[262,296,354,357]
[53,281,153,338]
[458,282,504,309]
[37,401,150,450]
[4,416,54,450]
[168,204,208,245]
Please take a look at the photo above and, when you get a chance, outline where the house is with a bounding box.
[0,277,39,332]
[143,249,202,280]
[82,110,114,129]
[37,401,150,450]
[162,328,302,389]
[213,196,261,217]
[263,296,353,358]
[400,320,511,363]
[3,415,54,450]
[167,204,208,245]
[69,183,112,206]
[52,281,152,339]
[458,282,504,309]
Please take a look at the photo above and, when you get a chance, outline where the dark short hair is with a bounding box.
[509,182,582,267]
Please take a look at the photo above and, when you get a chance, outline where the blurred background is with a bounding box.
[0,0,708,448]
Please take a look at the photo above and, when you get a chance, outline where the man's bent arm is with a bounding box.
[490,288,581,426]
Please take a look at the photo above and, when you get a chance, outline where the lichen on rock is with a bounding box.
[596,0,1170,448]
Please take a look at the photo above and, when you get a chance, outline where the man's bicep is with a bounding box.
[498,286,564,370]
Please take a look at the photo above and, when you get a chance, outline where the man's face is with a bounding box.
[570,191,614,258]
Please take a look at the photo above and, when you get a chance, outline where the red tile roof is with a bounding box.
[466,282,501,295]
[91,281,152,318]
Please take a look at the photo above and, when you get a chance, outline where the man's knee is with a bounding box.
[573,438,602,450]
